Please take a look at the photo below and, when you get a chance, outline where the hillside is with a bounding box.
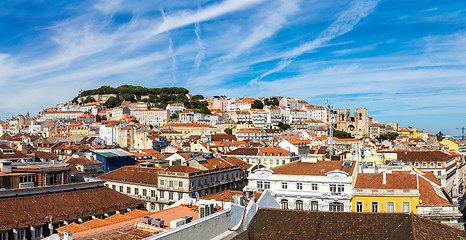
[72,85,210,113]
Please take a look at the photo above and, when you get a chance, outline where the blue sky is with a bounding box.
[0,0,465,135]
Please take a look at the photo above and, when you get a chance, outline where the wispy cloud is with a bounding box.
[222,0,300,60]
[250,0,380,85]
[151,0,267,36]
[188,22,205,82]
[161,8,177,85]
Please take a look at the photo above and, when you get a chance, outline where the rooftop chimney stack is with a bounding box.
[383,171,387,185]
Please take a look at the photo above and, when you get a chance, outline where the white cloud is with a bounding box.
[223,0,300,60]
[250,0,380,84]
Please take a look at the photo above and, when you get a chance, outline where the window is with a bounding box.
[282,160,286,165]
[160,179,164,185]
[402,202,410,213]
[119,186,123,192]
[160,191,165,199]
[143,189,147,196]
[310,201,319,211]
[257,181,264,189]
[330,184,344,193]
[437,171,442,176]
[169,192,173,200]
[169,180,174,187]
[371,202,379,213]
[18,229,26,240]
[34,226,43,238]
[151,190,156,198]
[295,200,303,210]
[437,162,442,167]
[415,162,419,167]
[179,181,183,188]
[112,185,116,190]
[296,182,303,190]
[178,193,183,200]
[329,202,344,212]
[282,182,288,189]
[0,232,7,240]
[264,181,271,189]
[312,183,318,191]
[127,187,131,194]
[281,199,289,209]
[276,160,279,165]
[429,162,434,167]
[134,188,139,196]
[150,203,156,211]
[356,201,363,212]
[387,202,395,213]
[338,185,345,193]
[422,162,427,167]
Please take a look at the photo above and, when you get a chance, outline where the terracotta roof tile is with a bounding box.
[0,186,142,230]
[272,161,356,176]
[355,172,417,189]
[98,165,161,185]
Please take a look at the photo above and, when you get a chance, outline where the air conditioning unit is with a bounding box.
[199,204,215,218]
[170,218,185,228]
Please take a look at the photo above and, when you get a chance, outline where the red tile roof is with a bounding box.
[258,147,291,157]
[0,186,142,230]
[355,172,417,189]
[164,165,199,173]
[272,161,356,176]
[98,165,161,185]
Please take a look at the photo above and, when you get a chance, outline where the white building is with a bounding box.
[166,103,185,114]
[109,107,131,121]
[305,105,329,123]
[248,109,268,129]
[290,109,307,123]
[42,111,84,121]
[132,109,170,126]
[99,125,119,145]
[247,159,357,212]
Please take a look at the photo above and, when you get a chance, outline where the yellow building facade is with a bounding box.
[352,172,420,214]
[352,195,419,214]
[440,139,461,151]
[69,128,89,136]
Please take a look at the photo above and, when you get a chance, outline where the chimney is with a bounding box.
[382,171,386,185]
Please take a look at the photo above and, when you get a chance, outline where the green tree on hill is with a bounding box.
[105,96,122,108]
[333,130,352,139]
[252,100,264,109]
[83,96,96,104]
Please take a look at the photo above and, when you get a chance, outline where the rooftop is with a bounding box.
[234,208,466,240]
[271,160,356,176]
[0,183,142,230]
[98,165,161,185]
[91,148,134,158]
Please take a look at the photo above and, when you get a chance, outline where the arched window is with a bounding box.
[329,202,344,212]
[310,201,319,211]
[295,200,303,210]
[281,199,288,209]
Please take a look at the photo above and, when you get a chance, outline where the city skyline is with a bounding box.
[0,0,465,135]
